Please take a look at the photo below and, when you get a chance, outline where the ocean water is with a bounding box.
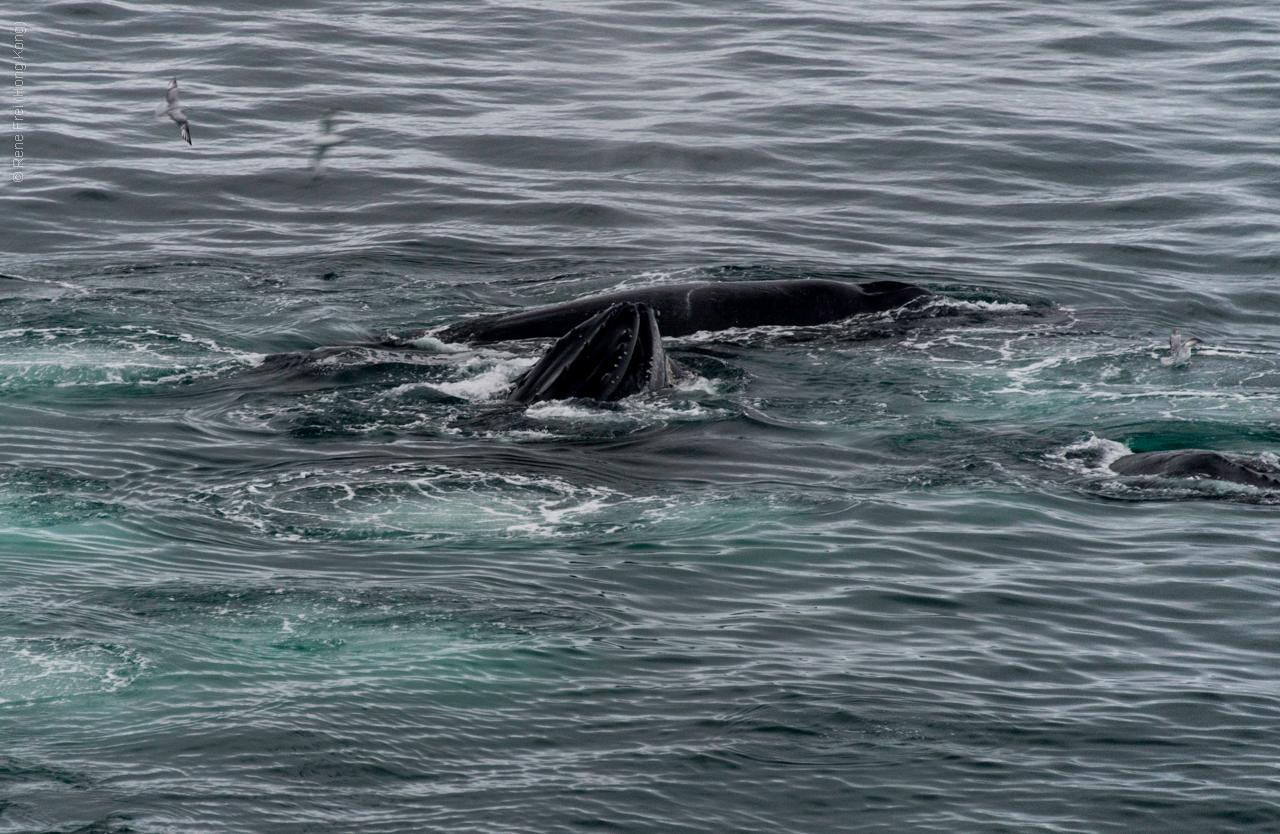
[3,1,1280,832]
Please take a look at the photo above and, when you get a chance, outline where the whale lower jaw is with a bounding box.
[508,302,674,404]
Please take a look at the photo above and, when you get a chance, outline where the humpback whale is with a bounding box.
[1110,450,1280,489]
[438,279,931,404]
[441,279,931,343]
[508,301,677,403]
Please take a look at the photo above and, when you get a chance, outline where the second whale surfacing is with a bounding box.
[438,278,932,404]
[1110,450,1280,489]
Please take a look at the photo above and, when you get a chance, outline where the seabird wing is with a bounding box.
[160,79,190,144]
[168,107,191,143]
[310,146,328,178]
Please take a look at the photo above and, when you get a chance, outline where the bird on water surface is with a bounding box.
[1160,330,1202,366]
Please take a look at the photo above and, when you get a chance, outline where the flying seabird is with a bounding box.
[157,77,191,145]
[1160,330,1202,366]
[308,110,347,178]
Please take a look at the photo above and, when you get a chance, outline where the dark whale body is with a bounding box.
[509,302,676,404]
[1110,450,1280,489]
[441,279,931,343]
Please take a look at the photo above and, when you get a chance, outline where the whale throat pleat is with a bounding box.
[508,302,668,404]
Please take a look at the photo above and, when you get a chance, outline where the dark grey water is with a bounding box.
[3,2,1280,832]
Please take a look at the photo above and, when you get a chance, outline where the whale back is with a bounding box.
[1110,450,1280,489]
[507,302,671,404]
[442,279,930,343]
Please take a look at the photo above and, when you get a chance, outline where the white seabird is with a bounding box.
[1160,330,1202,366]
[308,110,347,178]
[157,77,191,145]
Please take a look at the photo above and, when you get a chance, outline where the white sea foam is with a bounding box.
[917,297,1033,315]
[0,637,147,704]
[434,355,535,400]
[674,324,800,345]
[524,394,719,425]
[673,374,720,395]
[195,465,636,539]
[383,380,445,398]
[603,268,703,293]
[1045,433,1132,478]
[188,463,764,541]
[523,401,601,420]
[0,325,264,388]
[405,333,468,352]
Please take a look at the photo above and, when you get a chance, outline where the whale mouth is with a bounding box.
[507,302,673,404]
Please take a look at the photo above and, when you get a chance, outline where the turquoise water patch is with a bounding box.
[0,326,258,393]
[187,463,783,542]
[0,637,147,706]
[83,583,603,687]
[892,317,1280,427]
[0,469,123,528]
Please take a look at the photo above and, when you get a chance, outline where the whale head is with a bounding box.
[508,302,671,404]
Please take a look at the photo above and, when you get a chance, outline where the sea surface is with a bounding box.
[3,1,1280,832]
